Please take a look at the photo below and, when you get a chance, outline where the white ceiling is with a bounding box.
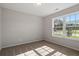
[0,3,77,17]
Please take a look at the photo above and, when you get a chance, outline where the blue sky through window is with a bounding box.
[76,14,79,20]
[70,15,75,24]
[65,14,79,24]
[76,14,79,24]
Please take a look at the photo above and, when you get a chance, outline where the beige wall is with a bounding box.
[2,8,43,48]
[0,8,2,50]
[43,4,79,51]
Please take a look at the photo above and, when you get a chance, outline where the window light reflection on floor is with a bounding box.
[24,50,38,56]
[52,51,67,56]
[16,46,67,56]
[35,46,55,56]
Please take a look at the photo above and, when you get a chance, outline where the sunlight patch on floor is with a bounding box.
[16,53,25,56]
[16,46,67,56]
[35,46,55,56]
[52,51,67,56]
[24,50,38,56]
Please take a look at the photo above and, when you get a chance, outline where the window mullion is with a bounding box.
[63,17,66,37]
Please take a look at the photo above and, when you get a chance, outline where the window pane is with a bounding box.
[76,14,79,24]
[65,14,79,38]
[75,14,79,38]
[65,15,76,38]
[53,18,63,36]
[52,12,79,38]
[65,16,70,36]
[65,16,70,23]
[70,15,75,24]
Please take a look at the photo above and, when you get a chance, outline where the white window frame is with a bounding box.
[52,11,79,40]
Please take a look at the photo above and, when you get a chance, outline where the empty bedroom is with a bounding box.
[0,3,79,56]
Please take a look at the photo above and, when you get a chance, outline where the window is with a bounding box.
[52,18,63,36]
[52,12,79,38]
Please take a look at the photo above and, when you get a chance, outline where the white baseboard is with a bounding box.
[2,39,43,48]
